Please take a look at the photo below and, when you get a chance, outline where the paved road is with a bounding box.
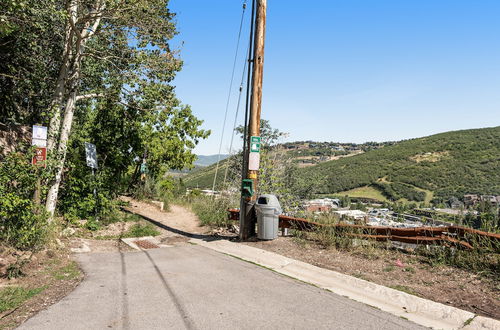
[19,244,425,329]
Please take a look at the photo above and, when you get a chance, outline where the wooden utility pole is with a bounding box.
[240,0,267,240]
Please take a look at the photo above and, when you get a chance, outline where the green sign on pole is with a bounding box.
[250,136,261,153]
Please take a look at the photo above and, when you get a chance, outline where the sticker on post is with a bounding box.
[248,152,260,170]
[250,136,261,153]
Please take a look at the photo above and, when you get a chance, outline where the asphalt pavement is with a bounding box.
[18,244,425,329]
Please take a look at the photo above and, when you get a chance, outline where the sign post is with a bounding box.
[31,125,47,205]
[31,125,47,167]
[85,142,98,219]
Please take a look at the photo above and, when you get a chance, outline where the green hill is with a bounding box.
[185,126,500,203]
[194,154,229,167]
[184,157,234,189]
[303,126,500,202]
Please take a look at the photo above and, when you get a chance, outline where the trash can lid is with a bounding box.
[256,194,282,213]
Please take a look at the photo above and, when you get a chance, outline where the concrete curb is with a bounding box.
[191,238,499,330]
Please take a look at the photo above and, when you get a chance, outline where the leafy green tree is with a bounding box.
[235,119,288,147]
[0,0,64,124]
[26,0,210,218]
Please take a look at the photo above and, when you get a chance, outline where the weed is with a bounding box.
[6,258,30,279]
[383,265,395,272]
[421,280,434,287]
[463,316,476,326]
[183,195,237,228]
[122,223,160,238]
[52,262,80,281]
[352,272,368,281]
[0,286,45,313]
[85,219,101,231]
[100,211,140,226]
[389,285,418,296]
[404,267,415,274]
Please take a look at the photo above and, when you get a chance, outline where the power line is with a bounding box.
[212,1,248,193]
[223,45,249,186]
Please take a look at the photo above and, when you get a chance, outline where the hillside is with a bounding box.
[184,157,234,189]
[194,154,229,167]
[303,126,500,202]
[184,127,500,203]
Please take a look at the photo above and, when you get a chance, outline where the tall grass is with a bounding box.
[294,222,499,277]
[177,194,238,228]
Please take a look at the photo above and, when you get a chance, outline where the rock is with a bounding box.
[150,200,165,211]
[62,227,76,237]
[78,219,88,226]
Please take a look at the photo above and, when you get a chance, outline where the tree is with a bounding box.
[0,0,64,124]
[235,119,288,148]
[41,0,209,217]
[1,0,210,218]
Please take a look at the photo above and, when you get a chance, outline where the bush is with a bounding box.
[188,195,235,227]
[0,152,50,250]
[123,223,160,237]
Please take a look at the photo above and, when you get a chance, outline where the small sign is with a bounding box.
[32,138,47,147]
[250,136,261,153]
[85,142,98,169]
[32,125,47,147]
[32,125,47,140]
[248,152,260,170]
[32,147,47,167]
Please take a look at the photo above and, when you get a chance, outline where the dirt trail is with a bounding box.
[120,196,208,235]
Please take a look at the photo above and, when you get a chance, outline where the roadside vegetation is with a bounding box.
[0,0,210,324]
[186,126,500,207]
[293,224,499,278]
[301,126,500,203]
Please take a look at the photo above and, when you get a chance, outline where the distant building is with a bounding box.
[464,194,479,206]
[448,197,463,209]
[480,195,498,206]
[333,209,367,222]
[304,198,340,213]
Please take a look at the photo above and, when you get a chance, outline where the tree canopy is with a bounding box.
[0,0,209,219]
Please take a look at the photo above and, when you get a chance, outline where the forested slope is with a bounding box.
[302,126,500,201]
[185,127,500,202]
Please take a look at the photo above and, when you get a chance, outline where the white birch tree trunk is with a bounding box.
[45,0,105,219]
[47,0,77,152]
[45,91,77,216]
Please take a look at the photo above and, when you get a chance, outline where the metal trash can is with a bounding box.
[255,194,282,240]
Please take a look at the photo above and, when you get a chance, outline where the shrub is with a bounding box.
[188,195,235,227]
[123,223,160,237]
[0,152,50,250]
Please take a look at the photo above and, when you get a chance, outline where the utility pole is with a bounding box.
[240,0,267,240]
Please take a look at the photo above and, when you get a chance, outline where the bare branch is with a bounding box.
[0,73,20,80]
[76,93,104,101]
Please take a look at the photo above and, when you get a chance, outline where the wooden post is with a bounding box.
[240,0,267,240]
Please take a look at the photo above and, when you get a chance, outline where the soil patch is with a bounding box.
[0,247,83,329]
[120,197,209,235]
[244,237,500,320]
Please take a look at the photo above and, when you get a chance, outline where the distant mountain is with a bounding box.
[301,126,500,202]
[185,127,500,204]
[194,154,229,167]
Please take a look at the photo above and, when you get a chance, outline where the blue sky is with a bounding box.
[169,0,500,155]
